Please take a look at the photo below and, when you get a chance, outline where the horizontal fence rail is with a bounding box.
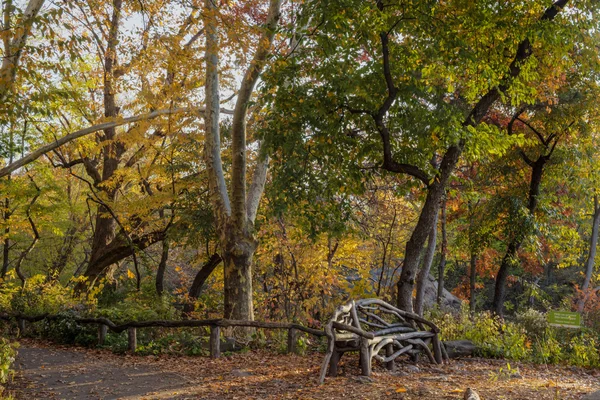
[0,313,326,357]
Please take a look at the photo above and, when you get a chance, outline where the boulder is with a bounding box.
[422,274,462,312]
[443,340,477,358]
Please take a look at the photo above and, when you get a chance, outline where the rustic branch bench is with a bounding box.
[319,299,448,383]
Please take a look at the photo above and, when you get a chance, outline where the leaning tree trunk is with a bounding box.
[390,0,568,314]
[577,195,600,312]
[397,147,460,313]
[415,213,438,316]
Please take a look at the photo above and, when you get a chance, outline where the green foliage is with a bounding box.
[40,311,97,346]
[567,332,600,367]
[95,281,178,323]
[0,274,80,315]
[532,329,563,365]
[431,306,531,360]
[0,339,17,385]
[430,307,600,367]
[488,362,521,382]
[515,308,549,339]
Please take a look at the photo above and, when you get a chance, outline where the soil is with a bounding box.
[6,339,600,399]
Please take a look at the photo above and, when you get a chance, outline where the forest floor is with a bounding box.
[5,339,600,399]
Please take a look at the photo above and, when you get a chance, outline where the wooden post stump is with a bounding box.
[359,337,371,376]
[98,324,108,346]
[128,327,137,353]
[17,318,25,335]
[287,328,298,354]
[385,343,395,371]
[432,335,443,364]
[328,350,343,377]
[210,325,220,358]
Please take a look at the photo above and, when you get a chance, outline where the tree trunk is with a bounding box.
[415,213,438,316]
[397,145,460,313]
[84,208,119,285]
[183,253,222,315]
[493,156,546,315]
[577,195,600,312]
[437,197,447,306]
[78,0,125,288]
[202,0,281,322]
[469,252,477,315]
[223,234,256,320]
[155,240,169,296]
[48,225,78,281]
[393,0,567,313]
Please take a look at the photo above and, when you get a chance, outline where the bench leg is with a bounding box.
[329,350,343,377]
[385,343,395,371]
[359,338,371,376]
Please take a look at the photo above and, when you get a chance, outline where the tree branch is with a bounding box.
[229,0,282,226]
[0,106,233,179]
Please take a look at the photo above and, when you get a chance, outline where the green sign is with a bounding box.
[548,311,581,328]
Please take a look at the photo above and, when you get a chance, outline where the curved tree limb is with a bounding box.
[0,106,233,179]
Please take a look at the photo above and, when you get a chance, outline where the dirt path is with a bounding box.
[11,342,195,399]
[7,340,600,399]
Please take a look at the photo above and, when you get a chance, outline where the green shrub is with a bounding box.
[567,332,600,367]
[0,274,82,316]
[532,329,563,364]
[515,308,549,338]
[42,311,97,346]
[428,306,530,360]
[0,338,17,392]
[429,307,600,367]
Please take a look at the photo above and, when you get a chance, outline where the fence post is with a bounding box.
[128,327,137,353]
[209,325,220,358]
[98,324,108,346]
[287,328,298,354]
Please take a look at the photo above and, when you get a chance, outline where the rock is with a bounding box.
[464,388,481,400]
[443,340,477,358]
[391,371,409,377]
[404,365,420,373]
[230,369,252,377]
[510,372,523,380]
[221,337,240,352]
[422,274,462,312]
[582,391,600,400]
[351,376,373,384]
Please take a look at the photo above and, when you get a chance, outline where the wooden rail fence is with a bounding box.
[0,313,326,357]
